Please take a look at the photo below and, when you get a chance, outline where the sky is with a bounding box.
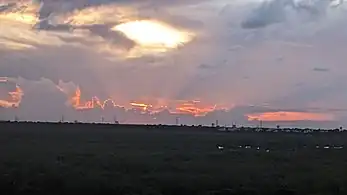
[1,0,347,128]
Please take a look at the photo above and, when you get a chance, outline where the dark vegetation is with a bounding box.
[1,121,347,195]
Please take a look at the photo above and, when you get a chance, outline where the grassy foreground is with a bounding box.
[1,122,347,195]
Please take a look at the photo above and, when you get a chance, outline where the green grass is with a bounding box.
[1,122,347,194]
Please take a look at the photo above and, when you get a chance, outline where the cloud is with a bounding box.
[313,67,330,72]
[241,0,288,29]
[247,111,335,122]
[1,0,347,127]
[0,0,198,59]
[241,0,346,29]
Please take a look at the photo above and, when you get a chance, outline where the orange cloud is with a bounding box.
[247,111,335,122]
[59,86,224,117]
[0,82,23,108]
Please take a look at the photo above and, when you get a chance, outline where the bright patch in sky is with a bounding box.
[112,20,194,57]
[247,111,335,122]
[0,2,40,25]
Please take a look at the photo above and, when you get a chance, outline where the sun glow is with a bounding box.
[0,1,40,25]
[112,20,194,57]
[0,2,195,58]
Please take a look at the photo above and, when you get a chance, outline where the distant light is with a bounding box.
[217,145,224,150]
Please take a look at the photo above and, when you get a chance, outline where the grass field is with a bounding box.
[1,122,347,195]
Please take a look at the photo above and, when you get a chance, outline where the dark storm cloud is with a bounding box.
[241,0,288,29]
[43,23,136,50]
[241,0,337,29]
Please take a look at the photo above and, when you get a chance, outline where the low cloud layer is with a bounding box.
[1,0,347,128]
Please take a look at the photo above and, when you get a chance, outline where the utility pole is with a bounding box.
[175,117,179,125]
[114,115,119,124]
[260,120,263,128]
[60,115,64,123]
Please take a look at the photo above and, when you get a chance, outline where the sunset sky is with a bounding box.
[1,0,347,128]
